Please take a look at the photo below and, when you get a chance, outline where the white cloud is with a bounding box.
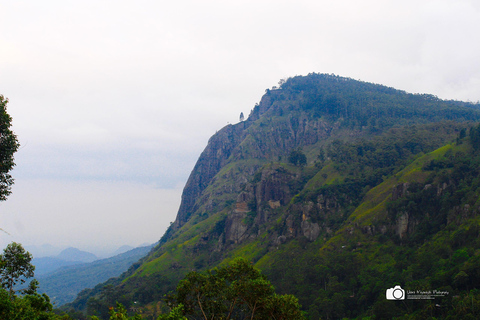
[0,179,182,256]
[1,0,480,250]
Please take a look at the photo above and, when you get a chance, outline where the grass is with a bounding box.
[130,212,227,279]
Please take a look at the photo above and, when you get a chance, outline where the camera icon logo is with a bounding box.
[386,285,405,300]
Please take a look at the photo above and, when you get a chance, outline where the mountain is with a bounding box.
[32,257,84,276]
[29,244,144,276]
[31,247,98,276]
[65,74,480,319]
[36,245,154,306]
[26,243,63,258]
[110,245,135,257]
[57,247,97,263]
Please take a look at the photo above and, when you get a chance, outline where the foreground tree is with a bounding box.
[0,288,59,320]
[0,95,20,201]
[163,258,305,320]
[90,302,142,320]
[0,242,69,319]
[0,242,35,295]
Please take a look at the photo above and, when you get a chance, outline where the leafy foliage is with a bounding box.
[265,73,480,128]
[260,128,480,319]
[0,288,62,320]
[0,242,70,319]
[0,242,35,295]
[164,258,304,320]
[288,149,307,167]
[0,95,19,201]
[90,302,142,320]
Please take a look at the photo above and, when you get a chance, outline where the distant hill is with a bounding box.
[57,247,97,263]
[31,247,97,276]
[110,245,134,257]
[25,243,63,258]
[66,74,480,319]
[36,244,153,306]
[32,257,83,276]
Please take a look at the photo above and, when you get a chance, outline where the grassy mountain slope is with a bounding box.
[264,133,480,319]
[66,74,480,319]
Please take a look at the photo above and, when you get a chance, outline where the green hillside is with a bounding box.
[65,74,480,319]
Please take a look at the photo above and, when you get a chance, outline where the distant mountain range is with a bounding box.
[25,243,63,258]
[32,247,98,276]
[26,243,148,259]
[57,247,97,263]
[33,244,154,306]
[111,245,134,256]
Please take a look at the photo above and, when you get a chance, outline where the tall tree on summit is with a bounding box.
[0,95,19,201]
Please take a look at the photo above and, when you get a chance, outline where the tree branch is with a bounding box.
[196,292,208,320]
[226,297,237,320]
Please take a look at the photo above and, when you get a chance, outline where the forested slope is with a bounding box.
[66,74,480,319]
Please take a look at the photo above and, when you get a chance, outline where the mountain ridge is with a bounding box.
[66,73,480,319]
[37,244,154,306]
[56,247,97,263]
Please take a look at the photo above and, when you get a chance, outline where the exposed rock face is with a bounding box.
[301,219,321,242]
[391,183,409,201]
[396,212,410,239]
[231,115,336,162]
[253,167,298,229]
[235,201,249,213]
[173,123,249,228]
[222,165,299,246]
[225,211,249,243]
[391,183,417,239]
[171,75,474,247]
[390,182,438,239]
[279,191,349,243]
[254,166,295,205]
[172,102,339,231]
[268,200,281,209]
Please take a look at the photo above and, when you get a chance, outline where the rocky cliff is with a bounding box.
[69,74,480,319]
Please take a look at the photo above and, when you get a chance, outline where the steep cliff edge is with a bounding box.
[167,73,480,238]
[67,74,480,319]
[172,122,250,229]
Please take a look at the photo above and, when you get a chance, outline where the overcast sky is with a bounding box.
[0,0,479,257]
